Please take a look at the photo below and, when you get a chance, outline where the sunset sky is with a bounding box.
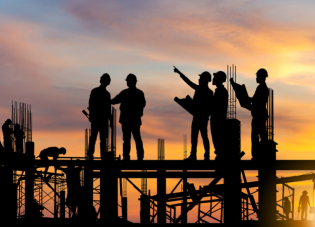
[1,0,315,223]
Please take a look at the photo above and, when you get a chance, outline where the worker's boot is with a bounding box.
[184,152,196,161]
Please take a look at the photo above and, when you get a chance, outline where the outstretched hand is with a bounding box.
[173,66,180,74]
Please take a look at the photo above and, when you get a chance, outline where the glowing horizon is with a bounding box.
[1,0,315,223]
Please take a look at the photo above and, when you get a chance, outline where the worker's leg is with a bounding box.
[210,117,226,154]
[99,121,109,157]
[131,124,144,160]
[88,122,99,155]
[251,118,259,159]
[122,124,131,160]
[190,118,199,159]
[200,119,210,160]
[258,117,268,141]
[302,208,306,220]
[4,138,12,152]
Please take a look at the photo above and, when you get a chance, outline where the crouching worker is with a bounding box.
[37,147,66,178]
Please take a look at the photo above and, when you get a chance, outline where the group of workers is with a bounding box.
[1,119,25,153]
[87,67,269,161]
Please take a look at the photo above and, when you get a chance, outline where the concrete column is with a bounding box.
[25,142,34,219]
[101,151,117,222]
[122,197,127,221]
[223,156,241,225]
[140,195,150,224]
[60,191,65,219]
[83,160,93,219]
[182,172,187,224]
[258,141,277,226]
[157,169,166,224]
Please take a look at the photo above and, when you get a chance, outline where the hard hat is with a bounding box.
[100,73,110,81]
[126,73,137,82]
[257,68,268,78]
[199,71,211,82]
[213,71,227,82]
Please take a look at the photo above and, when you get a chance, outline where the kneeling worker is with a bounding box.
[37,147,66,177]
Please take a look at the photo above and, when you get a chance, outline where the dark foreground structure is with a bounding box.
[2,67,315,226]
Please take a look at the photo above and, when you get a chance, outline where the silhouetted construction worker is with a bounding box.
[174,66,213,161]
[87,73,112,158]
[59,163,82,218]
[231,69,269,159]
[111,73,146,161]
[283,197,291,220]
[37,147,66,177]
[250,69,269,159]
[299,190,311,220]
[211,71,228,157]
[14,124,25,153]
[2,119,13,152]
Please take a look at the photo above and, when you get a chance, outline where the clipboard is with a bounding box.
[231,82,251,111]
[174,95,194,115]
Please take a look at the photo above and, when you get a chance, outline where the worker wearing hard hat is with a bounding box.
[87,73,112,158]
[174,66,213,161]
[211,71,228,157]
[111,74,146,161]
[250,68,269,159]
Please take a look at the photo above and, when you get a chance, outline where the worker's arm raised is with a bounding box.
[174,66,198,90]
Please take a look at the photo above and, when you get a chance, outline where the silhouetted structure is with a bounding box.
[111,73,146,161]
[87,73,112,158]
[4,66,315,226]
[174,66,212,161]
[59,164,82,218]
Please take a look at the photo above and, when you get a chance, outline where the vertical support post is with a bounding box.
[292,188,295,220]
[83,159,94,220]
[198,188,201,224]
[182,171,187,224]
[246,197,249,221]
[25,141,34,219]
[157,168,166,224]
[174,207,176,223]
[122,197,127,221]
[223,156,241,225]
[13,183,17,220]
[282,184,284,221]
[140,195,150,224]
[258,141,277,226]
[54,166,57,218]
[0,163,16,220]
[60,191,65,219]
[101,151,117,222]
